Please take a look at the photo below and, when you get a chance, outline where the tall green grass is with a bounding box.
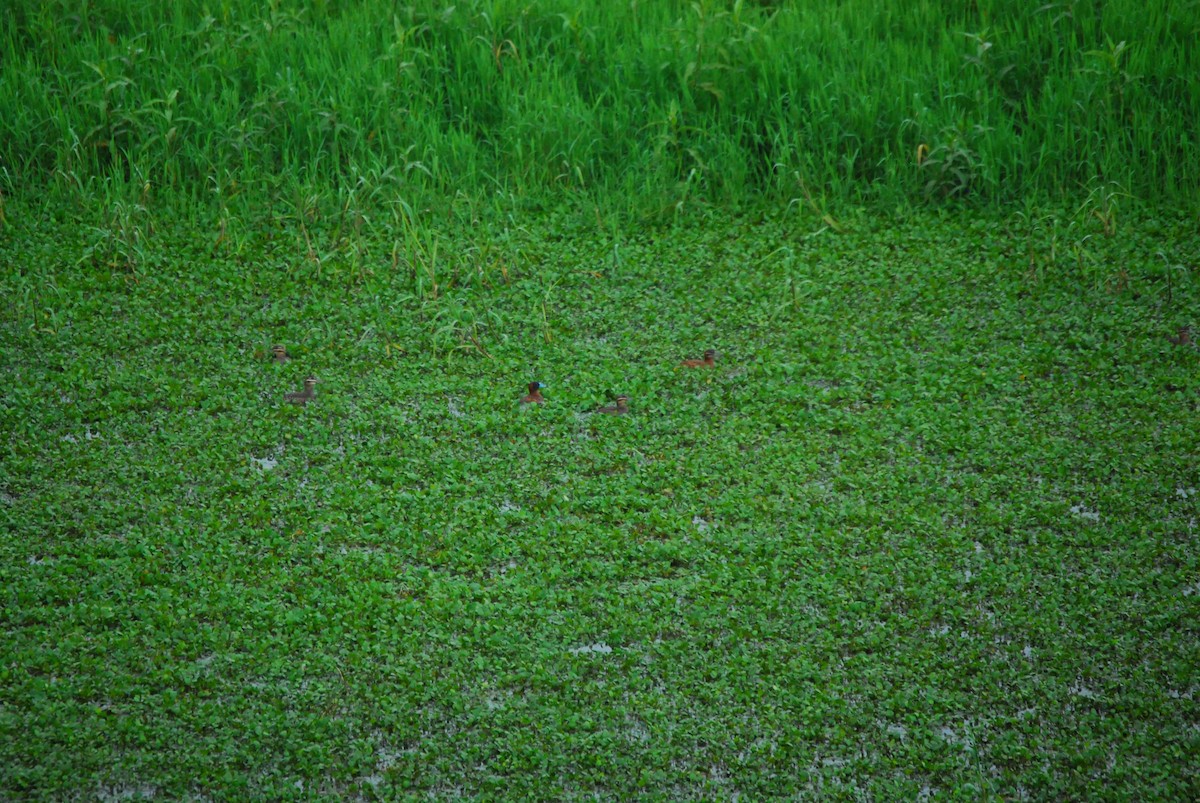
[2,0,1197,214]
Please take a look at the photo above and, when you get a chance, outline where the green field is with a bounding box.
[2,0,1199,799]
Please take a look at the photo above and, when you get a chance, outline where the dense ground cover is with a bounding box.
[1,199,1197,798]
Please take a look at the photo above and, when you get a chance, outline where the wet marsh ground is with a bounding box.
[1,204,1198,798]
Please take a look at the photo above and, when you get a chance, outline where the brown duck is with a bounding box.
[595,394,630,415]
[271,345,292,363]
[284,376,319,406]
[681,349,717,368]
[520,381,546,405]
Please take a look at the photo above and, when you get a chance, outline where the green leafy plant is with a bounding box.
[2,201,1196,798]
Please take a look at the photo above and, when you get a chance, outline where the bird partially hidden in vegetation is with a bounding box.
[595,394,630,415]
[271,345,292,363]
[1167,325,1193,347]
[681,349,717,368]
[284,376,319,406]
[520,381,545,404]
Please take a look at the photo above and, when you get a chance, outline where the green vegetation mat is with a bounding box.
[1,203,1197,798]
